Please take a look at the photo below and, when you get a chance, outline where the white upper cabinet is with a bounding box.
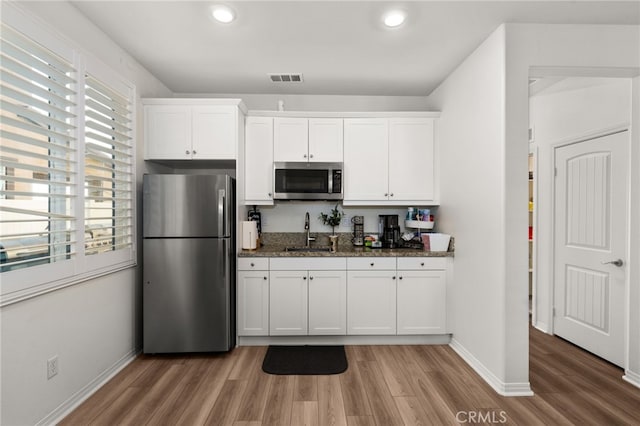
[274,117,343,162]
[143,99,244,160]
[388,118,435,202]
[344,117,437,205]
[144,105,191,159]
[191,106,237,159]
[343,118,389,201]
[244,117,274,205]
[273,118,308,161]
[308,118,343,162]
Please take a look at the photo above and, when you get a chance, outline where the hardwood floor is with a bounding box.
[61,328,640,425]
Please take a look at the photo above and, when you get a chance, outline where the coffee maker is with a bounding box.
[378,214,400,248]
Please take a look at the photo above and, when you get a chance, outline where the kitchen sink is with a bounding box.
[284,246,332,253]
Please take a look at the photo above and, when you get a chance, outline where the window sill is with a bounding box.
[0,260,137,307]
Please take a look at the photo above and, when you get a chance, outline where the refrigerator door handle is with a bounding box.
[218,189,226,236]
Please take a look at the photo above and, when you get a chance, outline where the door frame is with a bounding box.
[548,124,631,351]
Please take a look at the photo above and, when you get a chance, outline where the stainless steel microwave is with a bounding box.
[273,162,343,200]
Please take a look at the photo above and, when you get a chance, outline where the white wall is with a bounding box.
[426,23,639,395]
[257,202,418,235]
[0,2,171,424]
[529,78,632,333]
[504,23,640,389]
[426,26,516,393]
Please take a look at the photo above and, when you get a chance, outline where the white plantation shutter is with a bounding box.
[83,73,133,255]
[0,16,137,301]
[0,23,77,271]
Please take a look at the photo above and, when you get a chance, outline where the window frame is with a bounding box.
[1,13,137,306]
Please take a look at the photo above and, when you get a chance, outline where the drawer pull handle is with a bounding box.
[420,262,424,266]
[250,262,255,267]
[399,276,403,280]
[263,276,267,280]
[392,276,396,280]
[303,276,307,280]
[370,262,374,266]
[310,276,314,280]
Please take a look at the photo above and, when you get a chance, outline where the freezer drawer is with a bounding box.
[143,238,234,353]
[143,174,233,238]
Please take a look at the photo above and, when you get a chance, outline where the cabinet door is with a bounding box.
[347,270,396,335]
[388,118,435,202]
[343,119,389,202]
[274,117,308,162]
[308,270,347,335]
[144,105,191,159]
[192,106,236,159]
[269,271,308,335]
[244,117,274,204]
[237,271,269,336]
[309,118,343,162]
[397,270,446,335]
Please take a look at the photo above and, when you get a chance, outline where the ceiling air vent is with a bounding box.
[269,73,304,83]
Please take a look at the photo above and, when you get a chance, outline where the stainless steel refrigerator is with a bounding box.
[142,174,235,353]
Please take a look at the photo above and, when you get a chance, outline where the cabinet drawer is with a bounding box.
[346,257,396,270]
[397,257,447,270]
[238,257,269,270]
[270,257,347,271]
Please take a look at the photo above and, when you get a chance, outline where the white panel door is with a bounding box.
[554,130,628,367]
[343,119,389,201]
[347,270,396,335]
[308,270,347,335]
[244,117,274,204]
[269,270,308,335]
[192,106,236,159]
[388,118,435,202]
[273,117,308,162]
[397,270,446,334]
[237,271,269,336]
[308,118,343,162]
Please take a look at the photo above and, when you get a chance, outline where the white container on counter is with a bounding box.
[241,221,258,250]
[425,233,451,252]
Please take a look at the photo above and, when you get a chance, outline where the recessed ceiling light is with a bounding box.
[383,10,406,28]
[211,5,235,24]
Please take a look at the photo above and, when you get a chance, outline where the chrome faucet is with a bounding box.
[304,212,316,247]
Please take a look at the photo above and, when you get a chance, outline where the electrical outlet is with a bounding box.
[47,355,58,380]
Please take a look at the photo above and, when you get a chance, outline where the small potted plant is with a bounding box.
[319,204,344,235]
[319,204,344,252]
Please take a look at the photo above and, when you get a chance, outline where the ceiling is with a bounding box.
[70,1,640,97]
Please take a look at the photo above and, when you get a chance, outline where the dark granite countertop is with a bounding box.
[237,232,454,257]
[238,244,454,258]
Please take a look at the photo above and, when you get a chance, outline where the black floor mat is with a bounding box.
[262,345,348,375]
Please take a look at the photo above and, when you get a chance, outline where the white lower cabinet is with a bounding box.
[308,270,347,335]
[269,257,347,336]
[347,270,397,335]
[269,270,308,335]
[239,256,448,338]
[396,257,447,334]
[237,270,269,336]
[397,270,446,334]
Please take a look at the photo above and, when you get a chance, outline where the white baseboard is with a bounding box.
[239,334,452,346]
[449,338,534,397]
[623,369,640,389]
[37,348,140,426]
[532,321,551,335]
